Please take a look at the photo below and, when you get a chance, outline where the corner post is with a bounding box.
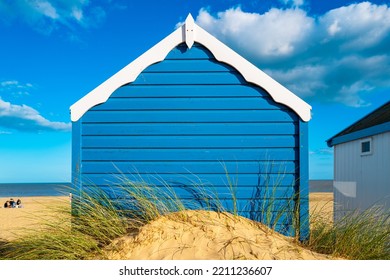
[71,119,82,215]
[298,120,309,241]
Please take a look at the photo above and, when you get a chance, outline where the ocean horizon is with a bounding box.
[0,183,72,198]
[0,180,333,198]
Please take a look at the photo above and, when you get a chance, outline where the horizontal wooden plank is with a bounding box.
[144,59,235,73]
[165,43,213,60]
[78,192,296,214]
[110,85,269,98]
[82,109,297,123]
[80,185,296,199]
[82,123,297,136]
[82,135,297,149]
[92,198,295,214]
[132,72,245,85]
[81,173,296,187]
[81,161,297,174]
[90,97,277,111]
[81,148,297,161]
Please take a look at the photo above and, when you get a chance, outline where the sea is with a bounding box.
[0,180,333,198]
[0,183,72,198]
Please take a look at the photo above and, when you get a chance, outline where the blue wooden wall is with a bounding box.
[73,43,308,239]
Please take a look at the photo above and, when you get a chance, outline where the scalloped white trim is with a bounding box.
[70,14,311,122]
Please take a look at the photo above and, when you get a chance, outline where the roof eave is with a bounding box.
[70,14,311,122]
[327,121,390,147]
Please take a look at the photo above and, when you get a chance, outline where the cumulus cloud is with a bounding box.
[0,0,107,33]
[195,2,390,107]
[280,0,305,8]
[0,97,71,132]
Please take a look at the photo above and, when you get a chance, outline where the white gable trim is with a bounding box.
[70,14,311,122]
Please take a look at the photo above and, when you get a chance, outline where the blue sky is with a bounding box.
[0,0,389,183]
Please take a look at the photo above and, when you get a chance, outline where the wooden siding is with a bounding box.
[75,43,302,236]
[334,131,390,221]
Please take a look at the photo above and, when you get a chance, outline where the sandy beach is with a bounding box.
[309,192,333,224]
[0,196,70,241]
[0,192,334,259]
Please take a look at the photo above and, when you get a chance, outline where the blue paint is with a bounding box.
[82,135,297,148]
[165,44,213,59]
[80,173,296,187]
[298,120,310,241]
[81,161,297,174]
[327,121,390,147]
[82,185,296,199]
[72,121,81,190]
[90,97,278,110]
[82,123,298,136]
[81,148,298,161]
[72,43,309,238]
[82,109,298,123]
[109,85,270,98]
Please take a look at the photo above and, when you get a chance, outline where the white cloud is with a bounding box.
[0,97,71,132]
[34,0,59,20]
[319,2,390,50]
[0,80,33,96]
[281,0,305,7]
[195,2,390,107]
[197,7,314,60]
[72,7,83,22]
[0,0,106,33]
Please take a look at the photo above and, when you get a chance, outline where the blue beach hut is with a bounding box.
[70,15,312,239]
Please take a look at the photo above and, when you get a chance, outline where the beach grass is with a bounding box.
[0,175,389,260]
[0,190,127,260]
[307,206,390,260]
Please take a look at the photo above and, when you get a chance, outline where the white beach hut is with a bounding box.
[327,101,390,221]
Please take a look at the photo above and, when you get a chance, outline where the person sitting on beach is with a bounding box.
[9,198,16,208]
[3,200,11,208]
[16,199,23,208]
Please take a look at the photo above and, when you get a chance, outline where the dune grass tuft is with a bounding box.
[1,175,389,260]
[307,206,390,260]
[0,189,129,260]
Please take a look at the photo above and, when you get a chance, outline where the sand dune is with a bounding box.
[1,193,335,260]
[104,210,335,260]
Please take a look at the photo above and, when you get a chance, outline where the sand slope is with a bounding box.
[1,194,335,260]
[104,210,334,260]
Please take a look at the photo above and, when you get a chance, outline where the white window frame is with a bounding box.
[360,138,372,156]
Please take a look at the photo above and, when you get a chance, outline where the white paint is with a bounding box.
[334,181,356,198]
[334,131,390,221]
[185,14,195,49]
[70,13,312,122]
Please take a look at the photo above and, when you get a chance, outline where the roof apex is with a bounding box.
[185,14,195,49]
[70,16,312,122]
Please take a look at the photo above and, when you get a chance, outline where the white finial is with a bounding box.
[185,13,195,49]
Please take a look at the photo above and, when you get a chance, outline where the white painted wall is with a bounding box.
[334,131,390,221]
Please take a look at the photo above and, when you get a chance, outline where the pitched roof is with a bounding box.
[70,14,311,122]
[327,101,390,147]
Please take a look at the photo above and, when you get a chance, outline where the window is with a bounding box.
[360,138,372,155]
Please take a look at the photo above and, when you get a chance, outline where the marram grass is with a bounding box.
[0,189,128,260]
[0,175,389,260]
[307,206,390,260]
